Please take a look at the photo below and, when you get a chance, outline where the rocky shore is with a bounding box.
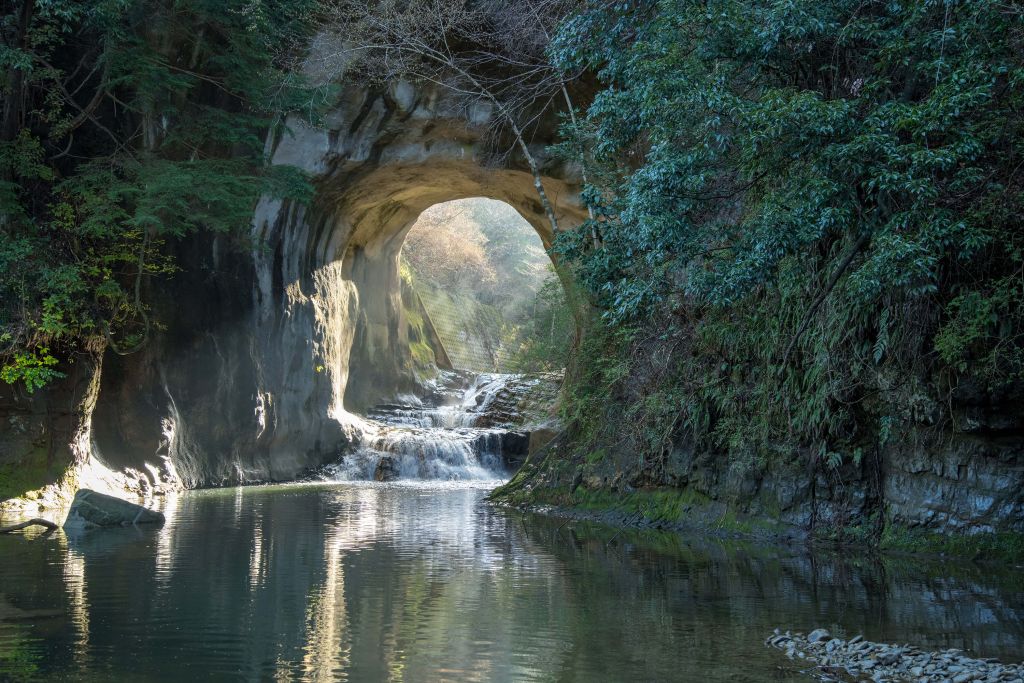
[767,629,1024,682]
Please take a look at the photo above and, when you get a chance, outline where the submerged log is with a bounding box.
[0,518,59,534]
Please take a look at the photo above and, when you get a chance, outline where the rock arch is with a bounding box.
[91,82,583,487]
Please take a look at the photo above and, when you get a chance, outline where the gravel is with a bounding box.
[766,629,1023,682]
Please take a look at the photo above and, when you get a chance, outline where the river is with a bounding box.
[1,481,1022,682]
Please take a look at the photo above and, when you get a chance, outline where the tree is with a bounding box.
[401,201,496,290]
[0,0,323,391]
[549,0,1024,460]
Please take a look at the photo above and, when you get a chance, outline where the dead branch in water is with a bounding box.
[0,518,59,534]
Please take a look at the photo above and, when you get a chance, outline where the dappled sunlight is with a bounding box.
[400,197,570,374]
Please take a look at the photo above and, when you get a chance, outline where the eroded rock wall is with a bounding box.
[3,79,581,495]
[510,363,1024,544]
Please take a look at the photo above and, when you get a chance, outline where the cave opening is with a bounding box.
[324,160,586,416]
[322,196,571,483]
[398,197,572,376]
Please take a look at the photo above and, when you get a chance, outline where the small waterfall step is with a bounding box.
[320,371,552,483]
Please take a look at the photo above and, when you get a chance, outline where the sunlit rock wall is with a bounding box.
[80,80,583,489]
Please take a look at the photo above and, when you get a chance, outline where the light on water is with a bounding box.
[1,482,1023,682]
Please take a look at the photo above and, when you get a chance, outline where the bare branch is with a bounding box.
[318,0,585,235]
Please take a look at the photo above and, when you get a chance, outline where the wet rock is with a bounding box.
[528,424,559,456]
[808,628,831,643]
[374,456,400,482]
[501,431,530,468]
[766,629,1023,683]
[62,489,164,531]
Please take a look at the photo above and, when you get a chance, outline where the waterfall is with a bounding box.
[321,372,530,482]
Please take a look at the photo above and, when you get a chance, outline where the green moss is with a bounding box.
[504,485,704,524]
[881,524,1024,564]
[409,339,436,369]
[0,446,62,503]
[492,477,801,543]
[401,291,439,377]
[809,511,882,547]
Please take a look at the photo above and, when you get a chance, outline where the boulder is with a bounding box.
[374,456,400,482]
[62,489,165,531]
[528,425,559,456]
[807,628,831,644]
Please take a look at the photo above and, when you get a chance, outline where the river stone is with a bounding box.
[374,456,400,482]
[808,628,831,643]
[62,489,165,530]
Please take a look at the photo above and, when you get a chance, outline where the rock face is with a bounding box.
[517,416,1024,543]
[62,489,165,530]
[0,353,99,505]
[37,77,583,491]
[373,456,400,482]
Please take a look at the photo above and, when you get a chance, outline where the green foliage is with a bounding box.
[0,0,323,391]
[557,315,636,450]
[548,0,1024,468]
[402,198,571,373]
[507,273,574,373]
[934,276,1024,379]
[0,348,63,393]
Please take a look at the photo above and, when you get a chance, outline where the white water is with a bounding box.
[323,373,522,482]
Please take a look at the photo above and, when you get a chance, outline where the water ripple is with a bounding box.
[0,483,1021,681]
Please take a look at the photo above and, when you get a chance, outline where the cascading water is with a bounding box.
[321,372,533,482]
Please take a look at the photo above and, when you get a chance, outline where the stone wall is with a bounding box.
[512,371,1024,542]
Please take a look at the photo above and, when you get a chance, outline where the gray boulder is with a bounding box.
[374,456,400,482]
[807,628,831,644]
[62,489,165,531]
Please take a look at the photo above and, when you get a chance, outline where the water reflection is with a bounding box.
[0,482,1021,682]
[301,506,351,680]
[59,537,88,668]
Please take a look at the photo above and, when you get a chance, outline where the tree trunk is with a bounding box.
[1,0,35,143]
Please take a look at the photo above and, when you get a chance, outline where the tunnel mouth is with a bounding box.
[315,196,569,484]
[397,197,568,376]
[336,188,574,414]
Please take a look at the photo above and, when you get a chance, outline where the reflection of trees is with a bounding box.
[0,622,40,680]
[4,487,1023,680]
[516,519,1024,678]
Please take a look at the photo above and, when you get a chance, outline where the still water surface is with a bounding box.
[1,482,1022,682]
